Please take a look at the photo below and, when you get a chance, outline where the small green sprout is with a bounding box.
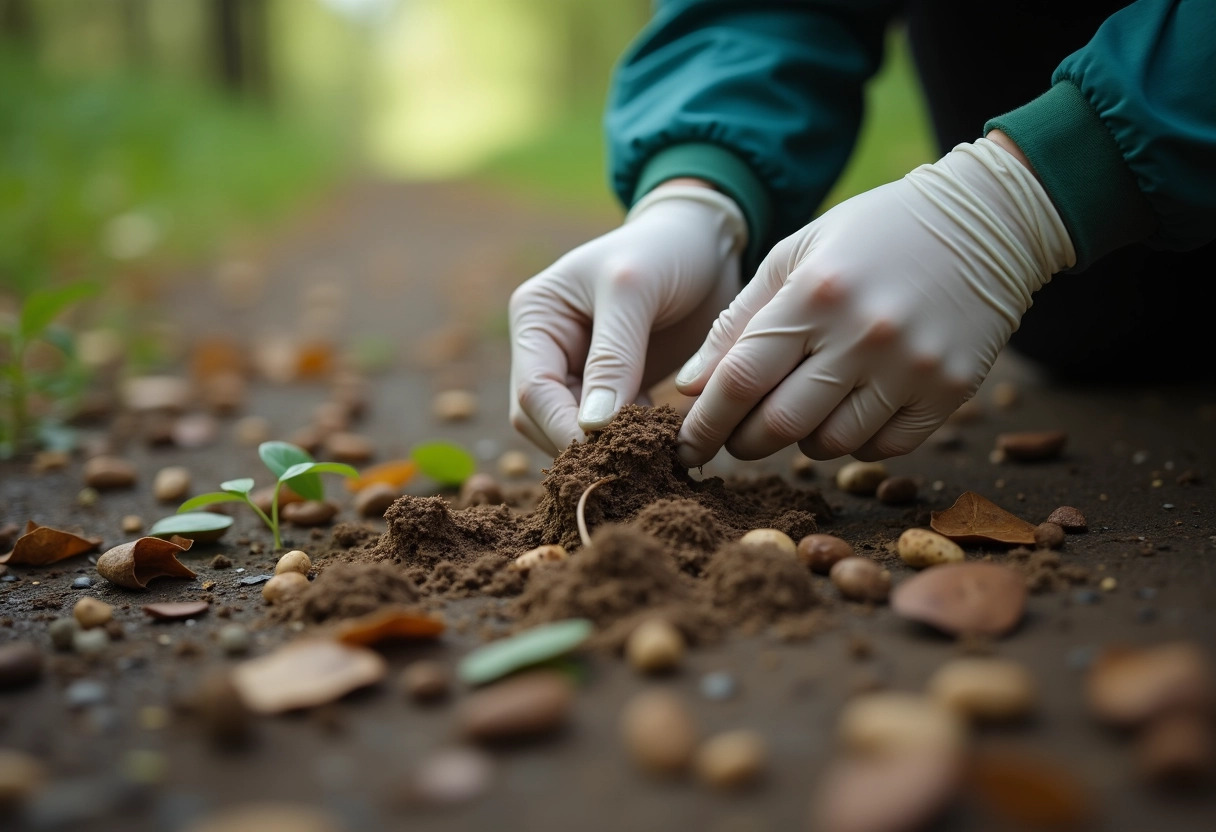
[164,441,357,550]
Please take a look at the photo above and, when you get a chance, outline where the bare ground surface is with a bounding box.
[2,181,1215,831]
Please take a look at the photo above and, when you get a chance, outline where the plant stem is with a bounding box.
[8,337,27,453]
[245,497,275,540]
[270,482,283,550]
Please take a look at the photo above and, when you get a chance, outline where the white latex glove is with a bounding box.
[509,184,748,455]
[674,138,1076,467]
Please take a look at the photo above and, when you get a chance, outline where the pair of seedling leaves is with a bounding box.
[149,439,475,549]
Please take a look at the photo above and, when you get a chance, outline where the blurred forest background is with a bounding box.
[0,0,933,297]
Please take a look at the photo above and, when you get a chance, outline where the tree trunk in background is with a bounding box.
[0,0,33,43]
[212,0,271,100]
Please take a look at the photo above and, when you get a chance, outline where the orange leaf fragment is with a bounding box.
[0,521,102,565]
[345,458,417,493]
[968,745,1093,829]
[930,491,1037,546]
[295,340,335,379]
[333,607,445,647]
[189,336,246,381]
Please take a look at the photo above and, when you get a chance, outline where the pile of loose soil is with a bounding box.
[287,405,834,638]
[274,562,421,624]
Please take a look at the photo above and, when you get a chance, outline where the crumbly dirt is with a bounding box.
[273,562,421,624]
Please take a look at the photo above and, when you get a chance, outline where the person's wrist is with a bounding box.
[985,129,1041,184]
[652,177,718,192]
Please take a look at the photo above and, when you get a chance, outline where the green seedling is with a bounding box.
[1,282,97,458]
[161,441,357,550]
[411,440,476,487]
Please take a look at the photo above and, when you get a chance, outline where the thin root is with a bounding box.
[576,476,616,549]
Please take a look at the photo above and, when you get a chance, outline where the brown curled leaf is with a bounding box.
[333,607,446,647]
[930,491,1037,546]
[96,535,196,590]
[0,521,102,565]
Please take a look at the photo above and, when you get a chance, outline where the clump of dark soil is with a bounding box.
[370,498,521,570]
[274,563,421,624]
[705,542,821,630]
[634,498,724,575]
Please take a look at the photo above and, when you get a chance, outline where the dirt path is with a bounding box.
[2,180,1215,831]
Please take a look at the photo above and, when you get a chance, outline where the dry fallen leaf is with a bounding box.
[345,458,417,493]
[231,639,386,714]
[968,745,1092,829]
[333,607,445,646]
[96,535,196,590]
[0,521,102,565]
[930,491,1037,546]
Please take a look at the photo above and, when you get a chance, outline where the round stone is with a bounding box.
[739,528,796,556]
[694,730,767,790]
[626,619,685,675]
[620,690,697,776]
[73,597,114,629]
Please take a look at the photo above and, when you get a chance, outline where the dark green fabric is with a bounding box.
[607,0,900,273]
[609,0,1215,275]
[989,0,1216,267]
[633,143,773,271]
[986,82,1156,270]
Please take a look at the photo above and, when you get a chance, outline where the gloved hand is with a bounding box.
[509,183,748,454]
[674,137,1076,467]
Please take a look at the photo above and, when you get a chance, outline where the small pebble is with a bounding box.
[459,671,573,743]
[620,690,698,776]
[83,455,137,489]
[76,487,100,507]
[401,660,451,702]
[233,415,271,446]
[73,597,114,629]
[460,473,505,508]
[72,628,110,657]
[217,624,251,656]
[1086,642,1215,727]
[835,461,888,496]
[1138,713,1214,786]
[739,528,796,556]
[411,748,494,806]
[262,572,310,604]
[1046,506,1088,533]
[120,515,143,534]
[72,576,93,589]
[237,574,273,586]
[876,476,918,505]
[274,550,312,576]
[1034,522,1066,550]
[1072,589,1101,605]
[897,528,964,568]
[210,554,232,569]
[497,450,531,479]
[995,430,1068,462]
[324,432,375,464]
[433,389,478,422]
[354,483,397,518]
[281,500,338,527]
[154,466,192,503]
[927,657,1036,723]
[626,619,685,675]
[700,671,738,701]
[1100,577,1117,592]
[49,618,79,651]
[0,749,47,806]
[65,679,108,708]
[829,557,891,603]
[694,730,767,790]
[838,692,966,757]
[797,534,854,574]
[0,642,43,690]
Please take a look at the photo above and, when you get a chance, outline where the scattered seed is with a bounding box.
[830,557,891,603]
[324,432,375,464]
[410,748,494,806]
[218,624,251,656]
[839,692,967,757]
[898,528,964,568]
[694,730,767,790]
[401,660,451,703]
[995,430,1067,462]
[876,476,918,505]
[73,597,113,629]
[1086,642,1215,727]
[233,415,271,446]
[281,500,338,527]
[991,381,1020,409]
[262,572,310,604]
[1046,506,1088,533]
[497,450,531,479]
[1034,522,1066,550]
[510,544,568,572]
[0,643,43,690]
[1100,577,1117,592]
[790,453,815,479]
[836,461,889,495]
[0,748,47,806]
[1137,712,1214,786]
[433,390,478,422]
[72,628,110,657]
[621,690,697,776]
[48,618,79,651]
[143,601,210,620]
[739,528,796,556]
[797,534,854,574]
[154,466,192,503]
[274,550,312,576]
[354,483,398,518]
[459,671,573,743]
[927,657,1036,723]
[626,618,685,675]
[76,487,100,507]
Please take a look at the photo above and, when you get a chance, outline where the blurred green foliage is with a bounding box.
[0,43,338,296]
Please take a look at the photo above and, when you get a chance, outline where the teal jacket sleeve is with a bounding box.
[606,0,900,271]
[986,0,1216,270]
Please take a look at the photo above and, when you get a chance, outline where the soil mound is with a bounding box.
[706,542,821,629]
[276,562,421,624]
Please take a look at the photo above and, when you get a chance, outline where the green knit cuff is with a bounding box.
[985,81,1156,270]
[633,142,773,277]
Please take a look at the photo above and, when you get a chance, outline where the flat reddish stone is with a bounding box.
[891,563,1026,637]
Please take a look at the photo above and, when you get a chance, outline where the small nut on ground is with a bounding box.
[274,550,312,576]
[121,515,144,534]
[694,730,767,790]
[830,558,891,603]
[459,473,504,508]
[262,572,310,604]
[153,466,191,503]
[433,390,478,422]
[739,528,796,556]
[354,483,397,518]
[1034,522,1066,550]
[876,476,918,505]
[281,500,338,527]
[497,450,531,479]
[510,545,568,572]
[73,597,114,630]
[84,456,137,490]
[797,534,854,574]
[1046,506,1088,533]
[620,690,697,776]
[626,618,685,675]
[838,692,967,757]
[836,461,889,495]
[927,657,1036,723]
[898,528,965,568]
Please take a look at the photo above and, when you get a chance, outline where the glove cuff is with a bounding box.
[625,185,749,261]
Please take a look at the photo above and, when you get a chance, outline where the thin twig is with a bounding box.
[576,476,616,549]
